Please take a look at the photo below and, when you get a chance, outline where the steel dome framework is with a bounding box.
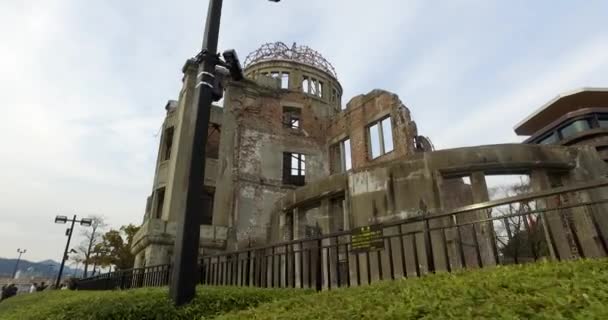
[244,42,338,79]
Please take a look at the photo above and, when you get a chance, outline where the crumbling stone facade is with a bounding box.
[131,43,608,269]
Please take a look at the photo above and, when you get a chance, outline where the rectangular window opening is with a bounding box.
[302,77,309,93]
[332,138,353,173]
[281,73,289,89]
[369,123,381,159]
[163,127,174,161]
[155,187,166,219]
[343,139,352,171]
[283,106,301,129]
[368,116,394,159]
[318,81,324,98]
[310,79,318,96]
[201,190,214,225]
[381,117,394,153]
[283,152,306,186]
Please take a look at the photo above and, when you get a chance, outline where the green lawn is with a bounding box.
[1,259,607,320]
[0,286,311,320]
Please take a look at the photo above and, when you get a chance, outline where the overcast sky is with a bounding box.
[1,0,607,262]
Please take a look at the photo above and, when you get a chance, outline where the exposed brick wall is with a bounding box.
[327,89,419,170]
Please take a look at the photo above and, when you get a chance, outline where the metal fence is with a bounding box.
[77,264,172,290]
[77,179,608,291]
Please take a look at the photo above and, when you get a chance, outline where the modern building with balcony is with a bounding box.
[515,88,608,161]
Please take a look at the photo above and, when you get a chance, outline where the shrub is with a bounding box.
[0,286,311,320]
[218,259,608,320]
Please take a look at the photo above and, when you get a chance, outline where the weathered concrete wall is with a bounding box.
[267,144,608,278]
[214,64,338,250]
[132,60,224,265]
[131,218,228,268]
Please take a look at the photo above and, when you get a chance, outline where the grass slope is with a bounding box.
[219,259,608,320]
[0,286,311,320]
[1,259,607,319]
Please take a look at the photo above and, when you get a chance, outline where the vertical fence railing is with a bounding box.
[78,180,608,291]
[76,264,172,290]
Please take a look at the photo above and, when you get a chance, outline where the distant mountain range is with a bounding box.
[0,257,84,279]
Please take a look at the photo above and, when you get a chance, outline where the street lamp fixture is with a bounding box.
[12,248,27,279]
[169,0,282,306]
[55,215,68,224]
[53,214,92,288]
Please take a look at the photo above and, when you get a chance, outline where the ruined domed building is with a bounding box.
[131,42,608,276]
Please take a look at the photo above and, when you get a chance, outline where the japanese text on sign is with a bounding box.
[351,225,384,253]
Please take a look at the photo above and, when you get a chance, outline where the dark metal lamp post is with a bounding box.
[12,248,27,279]
[169,0,281,306]
[54,215,92,288]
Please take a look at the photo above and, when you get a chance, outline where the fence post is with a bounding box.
[424,217,436,273]
[119,271,126,289]
[104,273,110,290]
[316,238,323,291]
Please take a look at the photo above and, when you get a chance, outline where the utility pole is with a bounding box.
[169,0,281,306]
[169,0,223,305]
[54,215,92,288]
[12,248,26,279]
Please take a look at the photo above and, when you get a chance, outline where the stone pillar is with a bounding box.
[469,172,497,267]
[133,253,144,269]
[561,149,608,258]
[530,170,570,260]
[166,61,199,223]
[145,244,172,267]
[436,175,469,271]
[293,208,302,288]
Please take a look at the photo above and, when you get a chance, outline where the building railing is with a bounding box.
[77,179,608,291]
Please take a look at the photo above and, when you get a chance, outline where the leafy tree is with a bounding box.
[94,224,140,271]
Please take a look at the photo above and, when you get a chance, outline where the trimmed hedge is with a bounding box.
[0,286,311,320]
[218,259,608,320]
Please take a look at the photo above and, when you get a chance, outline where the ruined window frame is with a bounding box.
[318,81,324,98]
[301,75,323,98]
[154,187,166,219]
[367,116,394,159]
[201,189,214,225]
[302,76,309,93]
[310,78,318,96]
[334,138,352,172]
[162,127,175,161]
[281,72,290,89]
[331,87,341,106]
[282,106,301,129]
[283,152,306,186]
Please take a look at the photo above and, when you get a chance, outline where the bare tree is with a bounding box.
[488,178,548,264]
[76,215,106,277]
